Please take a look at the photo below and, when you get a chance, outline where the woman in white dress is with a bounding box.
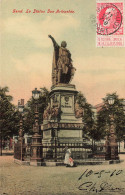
[64,147,73,166]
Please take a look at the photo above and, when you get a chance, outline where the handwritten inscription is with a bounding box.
[78,169,123,180]
[78,169,124,193]
[78,182,124,192]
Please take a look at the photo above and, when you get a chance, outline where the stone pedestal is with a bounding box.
[41,84,83,144]
[30,104,42,166]
[30,133,42,166]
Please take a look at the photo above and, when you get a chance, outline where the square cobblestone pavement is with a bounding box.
[0,155,125,195]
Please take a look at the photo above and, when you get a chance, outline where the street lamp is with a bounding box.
[17,104,24,161]
[108,95,115,105]
[106,95,119,160]
[30,88,42,166]
[18,105,24,142]
[32,88,40,100]
[32,88,40,133]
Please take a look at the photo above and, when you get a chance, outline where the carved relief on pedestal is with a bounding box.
[51,94,59,107]
[51,106,60,119]
[75,103,84,118]
[42,122,83,131]
[43,95,60,120]
[43,103,51,120]
[51,94,60,119]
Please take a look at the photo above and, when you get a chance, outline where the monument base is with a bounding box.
[42,122,83,144]
[41,84,84,144]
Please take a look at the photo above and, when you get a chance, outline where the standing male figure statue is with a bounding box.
[48,35,76,85]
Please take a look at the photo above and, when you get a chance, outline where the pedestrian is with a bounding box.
[64,146,74,167]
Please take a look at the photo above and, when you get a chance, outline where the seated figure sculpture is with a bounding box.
[48,35,76,85]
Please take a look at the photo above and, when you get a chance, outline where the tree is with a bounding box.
[23,87,49,134]
[0,86,19,137]
[0,87,20,154]
[76,92,97,141]
[97,93,125,143]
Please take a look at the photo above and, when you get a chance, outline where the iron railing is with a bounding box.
[14,141,107,162]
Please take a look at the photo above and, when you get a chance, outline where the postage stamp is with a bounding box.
[96,0,124,47]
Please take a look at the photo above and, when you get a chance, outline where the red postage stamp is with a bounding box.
[96,1,124,47]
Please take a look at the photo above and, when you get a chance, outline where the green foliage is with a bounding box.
[76,92,96,139]
[97,93,125,141]
[0,87,20,139]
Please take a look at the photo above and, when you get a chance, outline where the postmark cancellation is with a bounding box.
[96,0,125,47]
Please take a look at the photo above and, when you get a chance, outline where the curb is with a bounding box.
[14,159,30,165]
[14,159,123,166]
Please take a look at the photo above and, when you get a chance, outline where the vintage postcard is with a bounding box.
[0,0,125,195]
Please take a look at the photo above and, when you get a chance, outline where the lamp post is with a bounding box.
[106,95,119,160]
[30,88,42,166]
[18,104,24,161]
[18,105,24,141]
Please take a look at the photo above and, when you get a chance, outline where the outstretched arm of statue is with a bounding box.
[48,35,59,49]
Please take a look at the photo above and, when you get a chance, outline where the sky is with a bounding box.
[0,0,125,106]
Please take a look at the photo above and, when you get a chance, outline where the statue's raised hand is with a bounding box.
[48,35,52,38]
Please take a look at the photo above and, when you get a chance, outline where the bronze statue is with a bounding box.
[48,35,76,85]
